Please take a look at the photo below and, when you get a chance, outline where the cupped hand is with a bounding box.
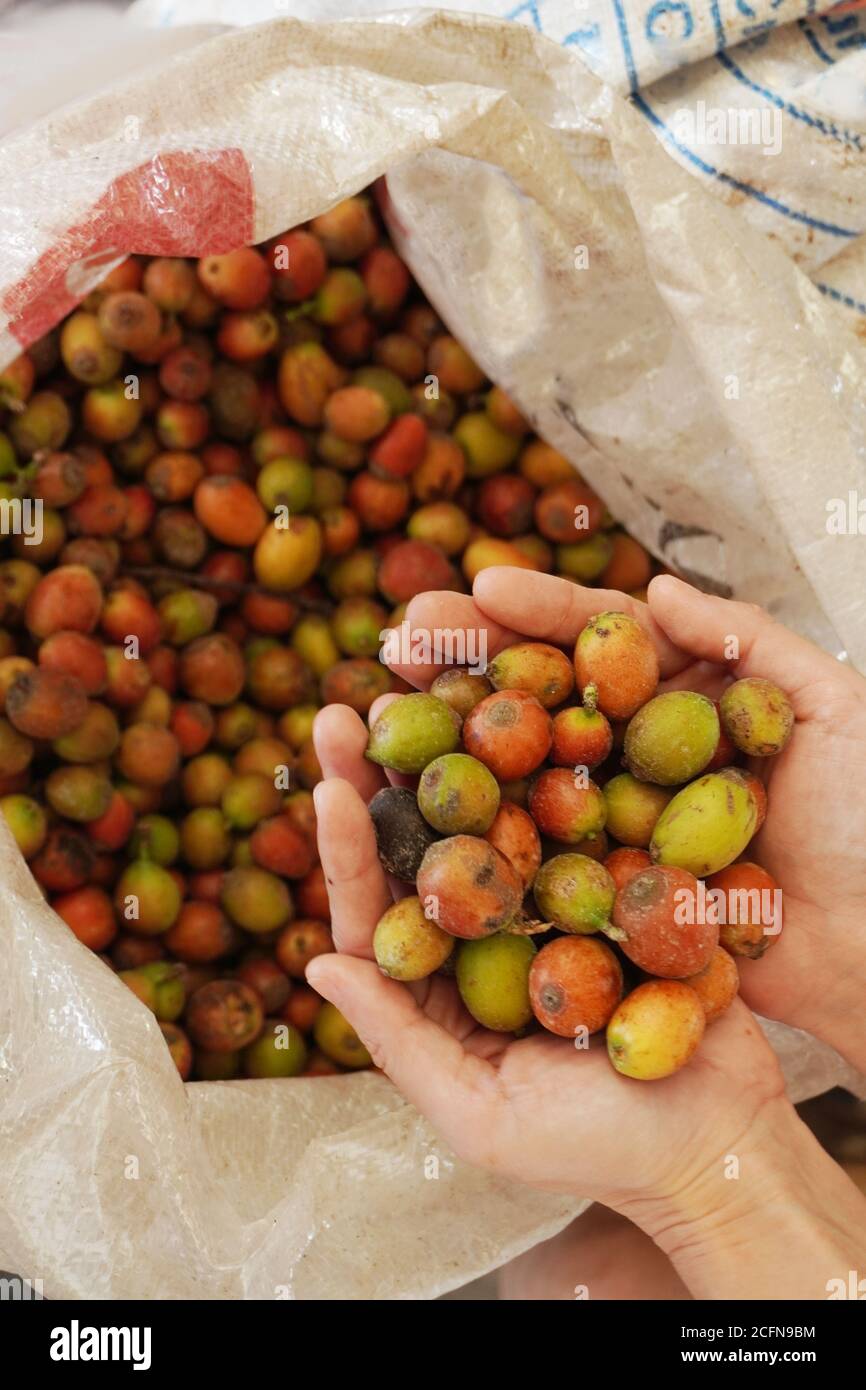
[307,700,786,1221]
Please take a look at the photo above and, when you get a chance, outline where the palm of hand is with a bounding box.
[394,967,780,1202]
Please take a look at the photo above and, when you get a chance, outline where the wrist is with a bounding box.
[618,1092,794,1257]
[616,1095,866,1299]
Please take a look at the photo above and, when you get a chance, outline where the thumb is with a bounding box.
[306,953,496,1159]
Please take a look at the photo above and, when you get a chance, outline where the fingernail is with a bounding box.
[305,956,335,996]
[307,956,330,989]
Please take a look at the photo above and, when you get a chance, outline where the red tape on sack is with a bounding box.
[3,148,254,350]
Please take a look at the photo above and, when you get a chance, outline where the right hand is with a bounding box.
[468,569,866,1071]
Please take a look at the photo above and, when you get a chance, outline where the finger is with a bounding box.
[312,778,390,959]
[306,952,499,1151]
[472,568,686,678]
[313,704,385,803]
[647,575,846,710]
[384,590,516,688]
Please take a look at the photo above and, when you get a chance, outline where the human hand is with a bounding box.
[306,567,866,1294]
[306,670,786,1225]
[464,568,866,1071]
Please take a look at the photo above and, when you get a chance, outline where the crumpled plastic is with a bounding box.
[1,3,865,1299]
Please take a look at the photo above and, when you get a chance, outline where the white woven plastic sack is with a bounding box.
[0,2,864,1298]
